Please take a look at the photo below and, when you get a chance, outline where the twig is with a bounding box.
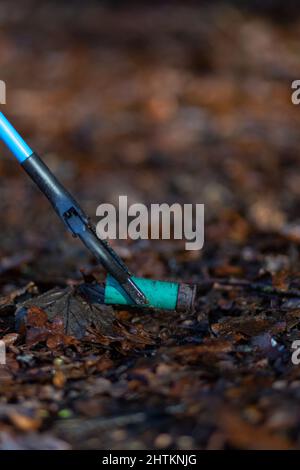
[210,278,300,298]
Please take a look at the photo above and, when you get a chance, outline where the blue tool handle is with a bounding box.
[0,111,33,163]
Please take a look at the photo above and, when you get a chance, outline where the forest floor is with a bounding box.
[1,2,300,449]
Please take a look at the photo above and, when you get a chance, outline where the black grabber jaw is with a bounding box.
[22,152,148,306]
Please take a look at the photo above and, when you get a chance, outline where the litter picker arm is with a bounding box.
[0,111,147,306]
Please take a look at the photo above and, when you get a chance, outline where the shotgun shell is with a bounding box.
[104,275,196,312]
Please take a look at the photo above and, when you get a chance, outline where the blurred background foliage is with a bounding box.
[1,0,300,278]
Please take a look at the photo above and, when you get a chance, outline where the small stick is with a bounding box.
[211,278,300,298]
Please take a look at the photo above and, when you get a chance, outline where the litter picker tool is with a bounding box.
[0,111,147,306]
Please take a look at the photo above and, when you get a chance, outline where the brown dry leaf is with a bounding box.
[96,356,114,372]
[9,412,41,432]
[1,333,19,346]
[0,283,36,316]
[17,286,153,351]
[211,316,274,337]
[272,270,290,290]
[213,264,244,277]
[27,306,48,327]
[171,339,233,365]
[0,367,13,384]
[23,306,79,349]
[53,370,66,389]
[220,409,292,450]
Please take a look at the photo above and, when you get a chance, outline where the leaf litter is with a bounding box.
[1,1,300,450]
